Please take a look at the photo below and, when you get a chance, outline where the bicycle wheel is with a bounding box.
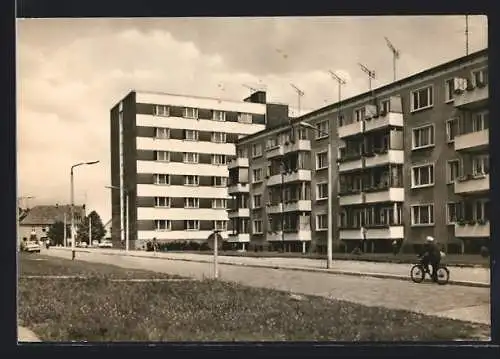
[436,265,450,285]
[410,264,425,283]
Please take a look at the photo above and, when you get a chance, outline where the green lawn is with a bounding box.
[18,254,489,342]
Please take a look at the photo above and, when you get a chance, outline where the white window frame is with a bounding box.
[238,113,253,124]
[184,175,199,186]
[316,151,328,170]
[253,194,262,208]
[380,99,390,114]
[213,220,227,231]
[253,219,263,234]
[446,159,461,184]
[211,154,227,165]
[316,214,328,231]
[183,152,199,164]
[184,197,200,209]
[266,137,279,150]
[154,197,171,208]
[472,154,489,176]
[185,220,200,231]
[252,168,263,183]
[411,204,435,226]
[315,120,329,139]
[412,124,435,150]
[154,174,170,185]
[213,176,227,187]
[184,107,198,119]
[316,182,328,200]
[155,220,171,231]
[411,163,435,188]
[471,67,488,86]
[252,143,263,158]
[184,129,199,141]
[155,127,170,139]
[353,107,365,122]
[446,202,458,225]
[444,78,455,103]
[154,105,169,117]
[155,150,170,162]
[472,111,489,132]
[445,118,458,143]
[212,110,226,122]
[212,199,227,209]
[211,132,227,143]
[410,85,434,112]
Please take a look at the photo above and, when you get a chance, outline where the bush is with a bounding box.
[480,246,489,258]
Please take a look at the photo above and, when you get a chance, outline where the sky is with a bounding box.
[16,16,488,220]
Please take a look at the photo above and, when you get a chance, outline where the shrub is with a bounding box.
[480,246,489,258]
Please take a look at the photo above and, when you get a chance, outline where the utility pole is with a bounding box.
[358,63,376,92]
[465,15,469,55]
[290,83,305,117]
[63,213,67,247]
[384,36,400,82]
[89,214,92,246]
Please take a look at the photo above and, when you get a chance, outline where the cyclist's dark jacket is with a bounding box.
[421,242,441,261]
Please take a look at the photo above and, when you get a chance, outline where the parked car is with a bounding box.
[24,241,41,253]
[92,240,99,247]
[98,240,113,248]
[77,242,88,248]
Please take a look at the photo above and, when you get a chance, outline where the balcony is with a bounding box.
[228,157,249,169]
[228,208,250,218]
[266,174,282,187]
[266,203,283,214]
[364,112,404,133]
[283,140,311,154]
[339,226,404,240]
[266,231,283,241]
[364,150,404,168]
[454,130,489,152]
[454,174,490,195]
[338,121,364,139]
[266,146,284,159]
[339,191,364,206]
[454,86,488,109]
[285,230,312,242]
[228,183,249,194]
[283,169,312,183]
[364,187,404,204]
[283,200,312,212]
[338,155,364,173]
[455,220,490,238]
[227,233,251,243]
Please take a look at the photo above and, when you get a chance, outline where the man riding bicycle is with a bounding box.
[419,236,442,282]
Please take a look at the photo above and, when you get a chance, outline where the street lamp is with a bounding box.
[71,160,100,260]
[299,121,336,269]
[17,195,34,252]
[105,185,129,253]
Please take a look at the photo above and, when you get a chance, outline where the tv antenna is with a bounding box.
[328,70,347,124]
[384,37,400,82]
[290,83,305,117]
[358,63,376,91]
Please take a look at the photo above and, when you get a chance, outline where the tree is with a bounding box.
[47,221,70,246]
[77,210,106,244]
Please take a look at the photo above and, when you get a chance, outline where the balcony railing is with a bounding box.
[364,112,404,133]
[266,203,283,214]
[283,169,312,183]
[364,149,404,168]
[454,219,490,238]
[227,208,250,218]
[227,233,251,242]
[454,173,490,195]
[454,129,489,152]
[228,157,249,169]
[228,183,250,194]
[339,225,404,240]
[266,145,284,159]
[283,139,311,154]
[283,200,312,212]
[454,85,488,109]
[338,121,364,139]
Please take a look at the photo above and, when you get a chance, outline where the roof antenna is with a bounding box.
[358,63,376,92]
[384,36,400,82]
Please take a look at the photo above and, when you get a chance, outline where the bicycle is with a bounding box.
[410,256,450,285]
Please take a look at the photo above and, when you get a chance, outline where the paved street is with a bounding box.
[41,248,491,326]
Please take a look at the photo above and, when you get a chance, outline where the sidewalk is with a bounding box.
[18,326,40,342]
[48,247,490,288]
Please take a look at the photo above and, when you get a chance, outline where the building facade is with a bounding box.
[229,49,489,254]
[110,90,289,249]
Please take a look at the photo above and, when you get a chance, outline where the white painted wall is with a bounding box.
[137,160,229,177]
[137,184,230,199]
[136,137,236,156]
[137,207,229,221]
[138,230,229,241]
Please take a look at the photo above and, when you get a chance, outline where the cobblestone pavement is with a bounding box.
[40,249,491,326]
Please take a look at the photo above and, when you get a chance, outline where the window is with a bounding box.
[316,151,328,170]
[253,194,262,208]
[316,214,328,230]
[446,118,458,142]
[155,220,171,231]
[213,220,227,231]
[252,168,263,183]
[155,151,170,162]
[444,79,455,103]
[411,164,434,188]
[411,204,434,226]
[472,154,489,175]
[446,203,458,225]
[154,174,170,185]
[252,143,263,158]
[238,113,253,123]
[184,175,199,186]
[474,200,489,221]
[155,197,171,208]
[184,129,199,141]
[446,160,461,184]
[155,127,170,139]
[353,107,365,122]
[212,154,227,165]
[316,183,328,200]
[212,132,226,143]
[411,86,434,112]
[472,111,489,132]
[212,199,227,209]
[266,137,279,149]
[380,99,390,114]
[184,198,199,208]
[183,152,199,163]
[212,110,226,121]
[212,176,227,187]
[315,120,329,138]
[154,105,169,117]
[412,125,434,149]
[185,220,200,230]
[472,68,488,86]
[237,147,248,158]
[184,107,198,119]
[253,219,263,234]
[298,127,308,140]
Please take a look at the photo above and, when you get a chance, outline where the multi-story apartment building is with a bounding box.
[229,49,488,254]
[110,90,288,249]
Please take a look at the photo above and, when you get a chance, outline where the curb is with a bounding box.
[51,248,490,289]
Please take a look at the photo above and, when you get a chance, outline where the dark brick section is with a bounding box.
[109,104,121,244]
[136,195,227,208]
[136,196,155,208]
[244,91,266,104]
[137,220,223,232]
[266,103,290,129]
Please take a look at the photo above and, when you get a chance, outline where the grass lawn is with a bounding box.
[18,253,489,342]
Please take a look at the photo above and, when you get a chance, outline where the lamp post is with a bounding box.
[299,121,335,269]
[17,195,34,252]
[71,161,100,260]
[105,185,129,253]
